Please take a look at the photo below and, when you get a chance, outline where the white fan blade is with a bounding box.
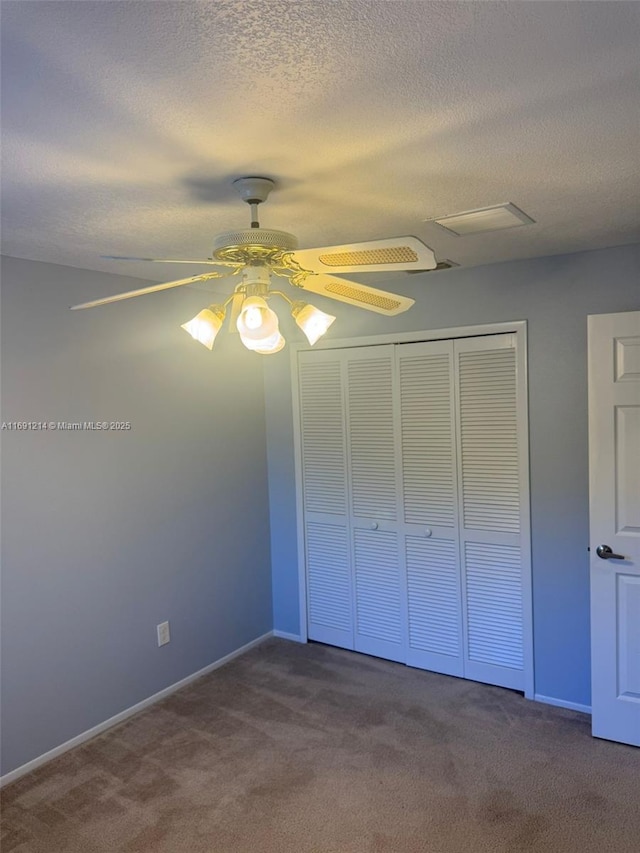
[287,236,436,274]
[295,274,414,316]
[70,272,224,310]
[101,256,232,266]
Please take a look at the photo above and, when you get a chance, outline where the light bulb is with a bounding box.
[291,302,336,346]
[181,305,225,350]
[237,296,279,340]
[243,305,264,331]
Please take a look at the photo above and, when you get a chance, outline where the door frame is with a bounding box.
[290,320,534,699]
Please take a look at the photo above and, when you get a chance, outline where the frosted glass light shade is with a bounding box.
[236,296,279,341]
[181,305,225,350]
[239,327,285,353]
[254,332,286,354]
[292,302,336,345]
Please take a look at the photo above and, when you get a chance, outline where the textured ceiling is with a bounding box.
[2,0,639,293]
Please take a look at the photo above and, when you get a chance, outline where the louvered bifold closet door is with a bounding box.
[298,350,353,649]
[397,341,464,677]
[454,334,525,690]
[346,346,407,663]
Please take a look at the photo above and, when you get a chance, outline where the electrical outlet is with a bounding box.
[157,621,170,647]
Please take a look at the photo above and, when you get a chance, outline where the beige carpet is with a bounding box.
[2,638,639,852]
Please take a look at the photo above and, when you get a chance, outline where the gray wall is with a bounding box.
[265,242,640,709]
[1,256,273,776]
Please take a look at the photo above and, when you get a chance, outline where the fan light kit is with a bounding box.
[72,176,439,355]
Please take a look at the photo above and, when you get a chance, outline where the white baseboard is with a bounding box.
[534,693,592,715]
[273,629,306,643]
[0,631,273,788]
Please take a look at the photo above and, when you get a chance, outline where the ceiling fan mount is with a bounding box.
[211,177,298,264]
[232,176,275,206]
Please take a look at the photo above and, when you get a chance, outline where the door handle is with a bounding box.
[596,544,625,560]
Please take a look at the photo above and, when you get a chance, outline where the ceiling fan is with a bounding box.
[71,177,438,354]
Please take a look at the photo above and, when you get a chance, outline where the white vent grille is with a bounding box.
[430,203,534,236]
[465,541,523,669]
[307,522,351,633]
[354,529,402,643]
[458,348,520,533]
[347,357,397,520]
[299,360,346,515]
[406,537,460,656]
[400,353,455,526]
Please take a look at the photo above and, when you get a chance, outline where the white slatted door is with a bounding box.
[298,351,353,648]
[296,333,531,692]
[397,341,464,676]
[454,335,526,690]
[346,347,407,663]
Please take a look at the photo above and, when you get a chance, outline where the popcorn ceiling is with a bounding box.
[2,1,639,284]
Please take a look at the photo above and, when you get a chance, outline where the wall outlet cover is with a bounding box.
[157,621,170,647]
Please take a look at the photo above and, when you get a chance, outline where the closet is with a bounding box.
[295,332,531,692]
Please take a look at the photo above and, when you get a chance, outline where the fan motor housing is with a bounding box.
[212,228,298,263]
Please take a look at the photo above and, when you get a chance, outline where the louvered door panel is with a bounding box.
[346,346,406,662]
[346,353,397,520]
[398,345,456,527]
[298,359,347,515]
[306,521,353,648]
[397,340,462,676]
[455,335,525,691]
[458,348,520,533]
[405,536,463,676]
[464,542,524,671]
[354,528,404,662]
[298,351,353,649]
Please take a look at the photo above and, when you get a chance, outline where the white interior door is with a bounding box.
[588,310,640,747]
[345,346,407,663]
[454,335,527,691]
[295,328,532,695]
[397,340,464,677]
[298,351,354,649]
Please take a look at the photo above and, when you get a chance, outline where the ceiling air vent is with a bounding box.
[406,260,459,274]
[428,203,534,236]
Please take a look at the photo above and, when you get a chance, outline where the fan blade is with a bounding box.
[101,256,231,266]
[287,236,436,274]
[70,272,224,310]
[295,274,414,316]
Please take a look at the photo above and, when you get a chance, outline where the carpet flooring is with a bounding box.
[1,638,639,852]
